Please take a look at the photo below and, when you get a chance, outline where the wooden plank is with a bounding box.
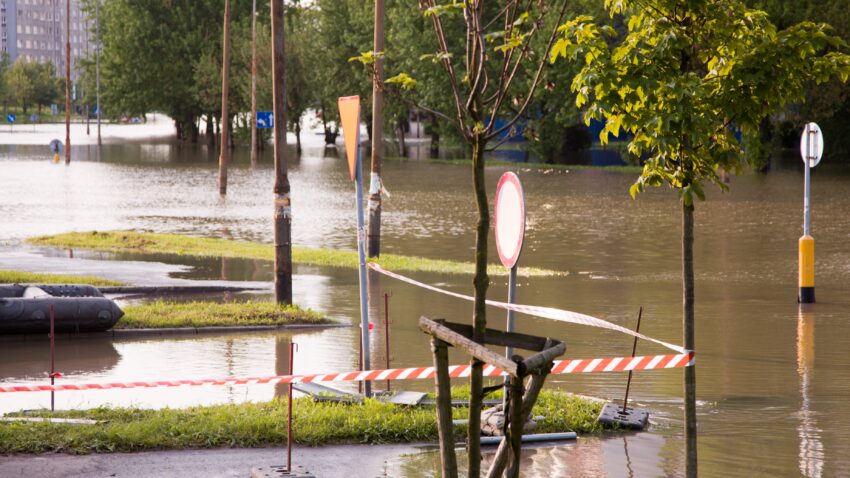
[420,317,519,377]
[522,341,566,373]
[431,337,459,478]
[292,382,364,404]
[440,321,549,352]
[383,391,427,406]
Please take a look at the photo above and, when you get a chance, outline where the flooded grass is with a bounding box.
[0,269,124,286]
[116,300,331,329]
[28,231,562,277]
[0,390,602,454]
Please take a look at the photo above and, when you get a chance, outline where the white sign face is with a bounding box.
[800,122,823,168]
[494,172,525,269]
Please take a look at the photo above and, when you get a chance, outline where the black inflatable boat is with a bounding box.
[0,284,124,333]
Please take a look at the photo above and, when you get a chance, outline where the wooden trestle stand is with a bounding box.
[419,317,566,478]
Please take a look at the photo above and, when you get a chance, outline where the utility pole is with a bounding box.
[96,0,101,146]
[64,0,70,164]
[250,0,258,166]
[367,0,385,258]
[218,0,232,195]
[272,0,292,304]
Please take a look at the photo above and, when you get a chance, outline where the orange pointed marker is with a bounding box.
[338,96,361,181]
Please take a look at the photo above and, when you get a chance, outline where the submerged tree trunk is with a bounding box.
[218,0,232,195]
[468,132,489,477]
[295,121,302,155]
[396,119,407,157]
[429,113,440,159]
[683,201,697,478]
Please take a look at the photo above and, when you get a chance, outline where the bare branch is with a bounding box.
[420,0,469,138]
[488,0,569,141]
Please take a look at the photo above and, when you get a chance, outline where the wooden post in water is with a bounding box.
[367,0,385,258]
[271,0,292,304]
[96,0,101,146]
[431,337,458,478]
[218,0,232,195]
[250,0,258,166]
[64,0,70,164]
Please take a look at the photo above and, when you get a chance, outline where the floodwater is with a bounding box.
[2,134,850,477]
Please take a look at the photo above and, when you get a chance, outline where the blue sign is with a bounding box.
[256,111,274,129]
[6,114,16,124]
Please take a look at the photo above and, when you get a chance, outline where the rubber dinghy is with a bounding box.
[0,284,124,333]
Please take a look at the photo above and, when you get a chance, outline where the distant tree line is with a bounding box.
[75,0,850,162]
[0,53,63,116]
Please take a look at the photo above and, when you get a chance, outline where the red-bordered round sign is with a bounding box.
[494,172,526,269]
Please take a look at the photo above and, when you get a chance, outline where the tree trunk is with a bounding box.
[218,0,232,195]
[271,0,292,305]
[683,201,697,478]
[250,0,258,167]
[396,119,407,157]
[206,114,215,147]
[295,121,302,154]
[367,0,385,259]
[429,113,439,159]
[468,132,489,477]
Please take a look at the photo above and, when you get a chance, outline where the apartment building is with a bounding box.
[1,0,93,82]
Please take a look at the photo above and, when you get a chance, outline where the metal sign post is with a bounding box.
[7,113,15,133]
[799,122,823,304]
[494,172,526,406]
[338,95,371,398]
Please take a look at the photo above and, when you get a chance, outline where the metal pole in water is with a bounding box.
[287,342,296,473]
[49,304,55,412]
[622,307,643,412]
[355,145,372,398]
[799,123,818,303]
[384,292,391,391]
[503,264,518,407]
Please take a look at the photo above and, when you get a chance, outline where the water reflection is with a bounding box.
[0,337,120,381]
[797,305,824,478]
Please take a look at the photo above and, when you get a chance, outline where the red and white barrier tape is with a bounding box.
[368,263,686,354]
[0,352,693,393]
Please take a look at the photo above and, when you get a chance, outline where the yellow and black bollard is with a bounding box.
[799,235,815,303]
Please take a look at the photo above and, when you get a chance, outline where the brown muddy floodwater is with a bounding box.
[2,140,850,477]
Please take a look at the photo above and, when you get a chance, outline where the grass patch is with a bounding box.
[27,231,561,277]
[0,390,603,454]
[116,300,331,329]
[0,269,124,286]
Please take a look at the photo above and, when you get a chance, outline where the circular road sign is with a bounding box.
[494,172,526,269]
[800,122,823,168]
[6,113,15,124]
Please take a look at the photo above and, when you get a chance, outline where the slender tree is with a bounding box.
[364,2,569,475]
[552,2,850,475]
[250,0,259,166]
[65,0,71,164]
[219,0,233,195]
[367,0,386,258]
[272,0,292,304]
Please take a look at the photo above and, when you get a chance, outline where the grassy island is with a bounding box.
[0,269,123,287]
[28,231,562,277]
[115,300,331,329]
[0,390,602,454]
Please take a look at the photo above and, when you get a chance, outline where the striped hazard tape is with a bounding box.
[368,263,687,354]
[0,352,694,393]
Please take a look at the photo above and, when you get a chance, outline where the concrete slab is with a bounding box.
[250,464,316,478]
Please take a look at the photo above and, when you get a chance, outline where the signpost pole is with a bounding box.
[355,140,372,398]
[339,96,371,398]
[799,123,821,304]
